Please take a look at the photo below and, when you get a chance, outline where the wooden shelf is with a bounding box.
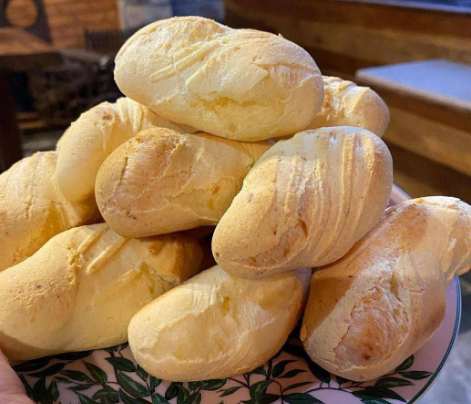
[356,60,471,177]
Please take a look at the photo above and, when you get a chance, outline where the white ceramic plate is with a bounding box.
[14,277,461,404]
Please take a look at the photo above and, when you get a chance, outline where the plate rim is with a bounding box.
[408,276,462,403]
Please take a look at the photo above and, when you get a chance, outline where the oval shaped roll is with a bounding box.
[56,97,190,202]
[0,224,203,361]
[309,76,389,136]
[95,128,269,237]
[114,16,323,141]
[212,126,393,279]
[128,265,309,381]
[0,151,98,272]
[301,197,471,381]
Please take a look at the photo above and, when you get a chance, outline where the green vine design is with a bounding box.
[277,342,431,404]
[15,340,432,404]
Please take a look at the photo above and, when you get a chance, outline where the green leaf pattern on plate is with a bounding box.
[15,339,433,404]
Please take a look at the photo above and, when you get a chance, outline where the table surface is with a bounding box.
[356,58,471,180]
[357,59,471,111]
[0,27,60,70]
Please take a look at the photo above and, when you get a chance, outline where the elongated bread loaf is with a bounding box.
[309,76,389,136]
[115,16,323,141]
[128,265,310,381]
[0,152,98,272]
[0,223,203,361]
[95,128,269,237]
[301,197,471,381]
[212,127,393,278]
[56,97,190,203]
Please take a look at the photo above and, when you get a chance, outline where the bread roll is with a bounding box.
[95,128,269,237]
[56,97,191,203]
[0,152,97,272]
[128,265,309,381]
[212,126,393,279]
[309,76,389,136]
[0,223,203,361]
[301,197,471,381]
[115,16,323,141]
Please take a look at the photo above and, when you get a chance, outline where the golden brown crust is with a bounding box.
[0,151,98,272]
[212,126,393,278]
[309,76,389,136]
[0,224,203,361]
[128,266,310,381]
[301,196,471,381]
[115,16,323,141]
[95,128,269,237]
[55,97,190,202]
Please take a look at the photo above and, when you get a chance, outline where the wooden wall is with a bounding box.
[224,0,471,79]
[224,0,471,201]
[45,0,119,48]
[6,0,120,48]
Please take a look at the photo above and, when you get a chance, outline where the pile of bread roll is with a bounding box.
[0,16,470,384]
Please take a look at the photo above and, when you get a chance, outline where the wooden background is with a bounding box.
[6,0,119,48]
[224,0,471,202]
[225,0,471,78]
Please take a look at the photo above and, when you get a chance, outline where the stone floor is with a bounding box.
[18,129,471,404]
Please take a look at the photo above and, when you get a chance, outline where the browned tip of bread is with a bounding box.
[212,126,392,279]
[96,127,269,238]
[309,76,389,136]
[55,97,189,203]
[0,151,98,271]
[301,196,470,381]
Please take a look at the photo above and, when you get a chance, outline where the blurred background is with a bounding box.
[0,0,470,402]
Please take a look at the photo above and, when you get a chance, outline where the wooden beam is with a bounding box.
[225,0,471,38]
[357,83,471,134]
[388,143,471,203]
[385,107,471,176]
[224,0,471,77]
